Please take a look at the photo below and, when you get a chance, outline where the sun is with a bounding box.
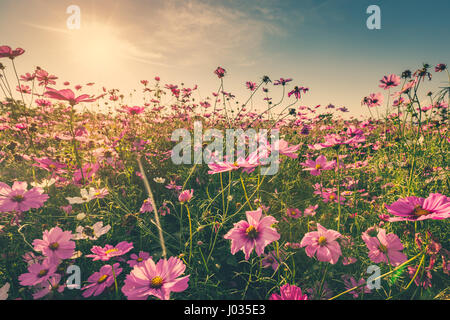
[66,22,124,73]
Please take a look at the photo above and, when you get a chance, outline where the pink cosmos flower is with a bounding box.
[73,163,100,185]
[33,157,67,174]
[44,87,99,106]
[273,78,293,86]
[223,208,280,260]
[16,85,31,94]
[385,193,450,222]
[269,284,308,300]
[140,199,154,213]
[82,263,122,298]
[121,105,145,115]
[300,223,342,264]
[273,139,300,159]
[435,64,447,72]
[127,251,152,267]
[379,74,401,89]
[214,67,226,78]
[363,92,384,107]
[363,228,407,266]
[121,256,190,300]
[246,81,257,91]
[86,241,134,261]
[0,46,25,59]
[261,249,285,271]
[342,275,371,298]
[32,274,65,299]
[178,189,194,203]
[286,208,302,219]
[32,227,76,262]
[18,259,58,286]
[300,155,335,176]
[288,86,309,99]
[35,69,58,86]
[0,181,49,213]
[303,205,318,217]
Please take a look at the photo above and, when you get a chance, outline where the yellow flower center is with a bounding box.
[413,205,431,216]
[150,276,164,289]
[49,242,59,251]
[329,195,335,201]
[315,164,322,170]
[38,269,48,277]
[105,248,119,255]
[12,195,25,203]
[49,164,56,169]
[318,236,327,246]
[136,257,143,262]
[245,225,259,239]
[97,274,108,284]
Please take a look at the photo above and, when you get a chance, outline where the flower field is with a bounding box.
[0,46,449,300]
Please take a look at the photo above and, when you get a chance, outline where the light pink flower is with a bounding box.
[363,228,407,266]
[86,241,134,261]
[224,208,280,260]
[32,227,76,262]
[0,181,49,213]
[18,259,58,286]
[127,251,152,268]
[178,189,194,203]
[300,155,335,176]
[300,223,342,264]
[140,199,154,213]
[121,256,190,300]
[32,274,65,299]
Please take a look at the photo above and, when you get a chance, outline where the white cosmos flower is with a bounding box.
[31,178,57,189]
[66,187,108,204]
[73,221,111,240]
[153,177,166,184]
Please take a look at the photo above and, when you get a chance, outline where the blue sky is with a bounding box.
[1,0,449,117]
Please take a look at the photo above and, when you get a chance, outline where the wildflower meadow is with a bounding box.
[0,1,449,304]
[0,45,448,302]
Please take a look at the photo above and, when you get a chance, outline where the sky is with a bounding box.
[1,0,449,117]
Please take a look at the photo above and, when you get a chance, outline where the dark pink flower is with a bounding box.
[224,208,280,260]
[385,193,450,222]
[82,263,122,298]
[269,284,308,300]
[379,74,401,89]
[0,46,25,59]
[435,64,447,72]
[214,67,226,78]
